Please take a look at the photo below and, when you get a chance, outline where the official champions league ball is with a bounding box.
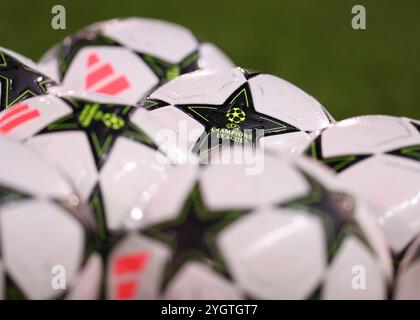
[0,91,189,242]
[0,136,100,299]
[103,151,391,299]
[305,115,420,255]
[138,67,334,157]
[38,17,233,105]
[0,48,56,112]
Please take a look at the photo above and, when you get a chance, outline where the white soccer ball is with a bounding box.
[103,150,391,299]
[305,115,420,255]
[0,91,190,242]
[138,67,334,157]
[39,17,233,105]
[0,136,100,299]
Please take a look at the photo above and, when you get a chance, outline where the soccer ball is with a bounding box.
[38,17,233,105]
[0,136,100,299]
[0,91,189,242]
[0,47,56,112]
[394,235,420,299]
[138,67,334,157]
[103,150,391,299]
[304,115,420,255]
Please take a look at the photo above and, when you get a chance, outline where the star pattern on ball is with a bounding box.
[411,121,420,134]
[281,171,370,261]
[0,51,55,111]
[37,98,158,170]
[0,185,29,206]
[139,51,200,82]
[141,186,249,291]
[305,136,372,173]
[140,79,300,154]
[386,122,420,163]
[387,144,420,162]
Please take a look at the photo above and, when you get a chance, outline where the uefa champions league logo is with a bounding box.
[78,103,126,130]
[226,108,246,125]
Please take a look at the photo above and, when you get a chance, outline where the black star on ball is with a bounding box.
[142,186,249,291]
[141,79,299,154]
[0,51,55,111]
[139,51,199,83]
[281,171,370,261]
[37,98,158,169]
[0,185,29,206]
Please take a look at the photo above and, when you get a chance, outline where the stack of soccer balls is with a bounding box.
[0,17,418,299]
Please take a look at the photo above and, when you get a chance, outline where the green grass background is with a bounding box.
[1,0,419,120]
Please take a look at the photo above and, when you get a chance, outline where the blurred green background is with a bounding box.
[1,0,419,120]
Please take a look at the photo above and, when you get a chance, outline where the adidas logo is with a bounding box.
[0,103,40,133]
[112,251,149,299]
[85,53,131,96]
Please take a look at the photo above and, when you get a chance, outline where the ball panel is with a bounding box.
[337,155,420,253]
[1,95,72,141]
[260,131,312,154]
[136,164,198,229]
[101,18,199,64]
[164,262,242,299]
[129,107,193,165]
[150,68,246,105]
[62,46,158,104]
[67,253,103,300]
[198,43,234,69]
[0,136,73,199]
[353,200,393,281]
[27,132,98,200]
[200,158,311,210]
[106,233,171,299]
[100,137,167,231]
[37,44,61,82]
[323,236,387,299]
[144,106,205,156]
[249,74,332,131]
[218,209,326,299]
[395,236,420,299]
[1,200,84,299]
[320,116,420,157]
[395,260,420,299]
